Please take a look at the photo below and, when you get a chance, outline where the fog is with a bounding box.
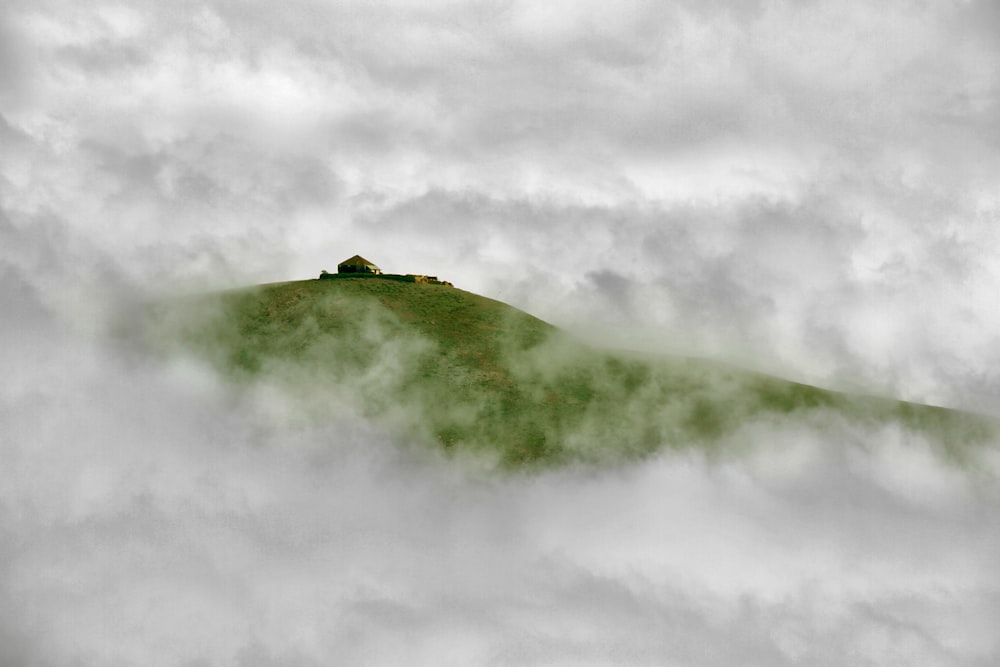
[3,0,1000,664]
[3,298,999,665]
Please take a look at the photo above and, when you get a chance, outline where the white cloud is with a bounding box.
[2,320,998,665]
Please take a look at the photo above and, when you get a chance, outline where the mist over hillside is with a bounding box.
[4,277,1000,664]
[138,277,997,471]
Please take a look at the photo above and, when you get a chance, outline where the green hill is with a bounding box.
[138,276,995,469]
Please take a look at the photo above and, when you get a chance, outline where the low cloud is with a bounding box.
[1,275,999,664]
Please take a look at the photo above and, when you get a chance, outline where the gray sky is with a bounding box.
[2,1,1000,664]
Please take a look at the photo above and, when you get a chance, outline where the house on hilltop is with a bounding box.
[337,255,381,275]
[319,255,452,286]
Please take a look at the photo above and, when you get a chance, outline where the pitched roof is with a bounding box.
[337,254,379,268]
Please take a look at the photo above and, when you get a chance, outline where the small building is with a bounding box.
[337,255,381,275]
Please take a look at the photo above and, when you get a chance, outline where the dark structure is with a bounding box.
[319,256,452,287]
[337,255,381,275]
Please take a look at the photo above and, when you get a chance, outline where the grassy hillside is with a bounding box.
[139,276,995,469]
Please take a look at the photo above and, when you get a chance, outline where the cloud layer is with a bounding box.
[2,314,999,665]
[2,0,1000,664]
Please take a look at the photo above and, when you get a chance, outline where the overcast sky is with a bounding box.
[2,1,1000,665]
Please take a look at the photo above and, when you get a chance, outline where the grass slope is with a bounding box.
[141,277,995,468]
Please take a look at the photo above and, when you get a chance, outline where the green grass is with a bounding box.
[138,277,997,469]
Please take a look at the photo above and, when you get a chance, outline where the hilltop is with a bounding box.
[138,276,995,469]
